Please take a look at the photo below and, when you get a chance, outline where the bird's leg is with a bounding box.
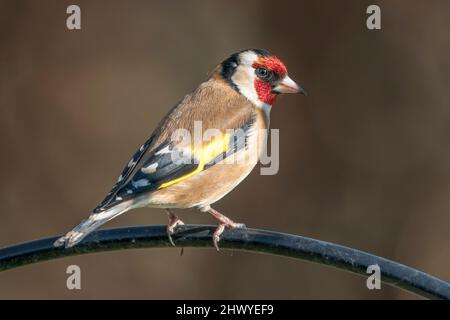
[166,209,185,246]
[204,206,246,251]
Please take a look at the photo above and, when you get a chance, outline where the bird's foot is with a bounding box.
[213,220,246,251]
[166,210,185,246]
[205,206,246,251]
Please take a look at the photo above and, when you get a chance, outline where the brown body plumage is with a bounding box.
[54,49,304,249]
[146,76,269,209]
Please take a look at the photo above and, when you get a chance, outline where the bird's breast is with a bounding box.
[145,106,271,209]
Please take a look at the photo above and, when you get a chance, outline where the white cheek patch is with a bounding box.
[232,52,262,107]
[232,66,259,106]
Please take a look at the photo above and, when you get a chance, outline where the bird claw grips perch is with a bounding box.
[0,224,449,300]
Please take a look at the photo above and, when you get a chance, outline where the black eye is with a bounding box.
[256,67,276,83]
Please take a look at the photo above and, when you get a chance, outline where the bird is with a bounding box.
[54,48,305,250]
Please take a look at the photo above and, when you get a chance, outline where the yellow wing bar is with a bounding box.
[158,133,230,189]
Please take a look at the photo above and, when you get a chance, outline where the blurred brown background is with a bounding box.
[0,0,449,299]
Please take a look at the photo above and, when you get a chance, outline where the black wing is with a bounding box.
[94,114,256,212]
[93,136,154,212]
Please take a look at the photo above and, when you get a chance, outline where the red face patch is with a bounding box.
[252,56,288,105]
[254,80,277,105]
[259,56,288,76]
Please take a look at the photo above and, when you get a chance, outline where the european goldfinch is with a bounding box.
[55,49,305,250]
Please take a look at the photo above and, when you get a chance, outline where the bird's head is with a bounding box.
[219,49,306,107]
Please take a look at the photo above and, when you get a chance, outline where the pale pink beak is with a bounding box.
[273,75,307,95]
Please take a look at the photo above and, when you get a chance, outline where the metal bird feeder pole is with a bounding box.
[0,225,449,299]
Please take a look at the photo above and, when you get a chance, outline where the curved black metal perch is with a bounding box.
[0,225,449,299]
